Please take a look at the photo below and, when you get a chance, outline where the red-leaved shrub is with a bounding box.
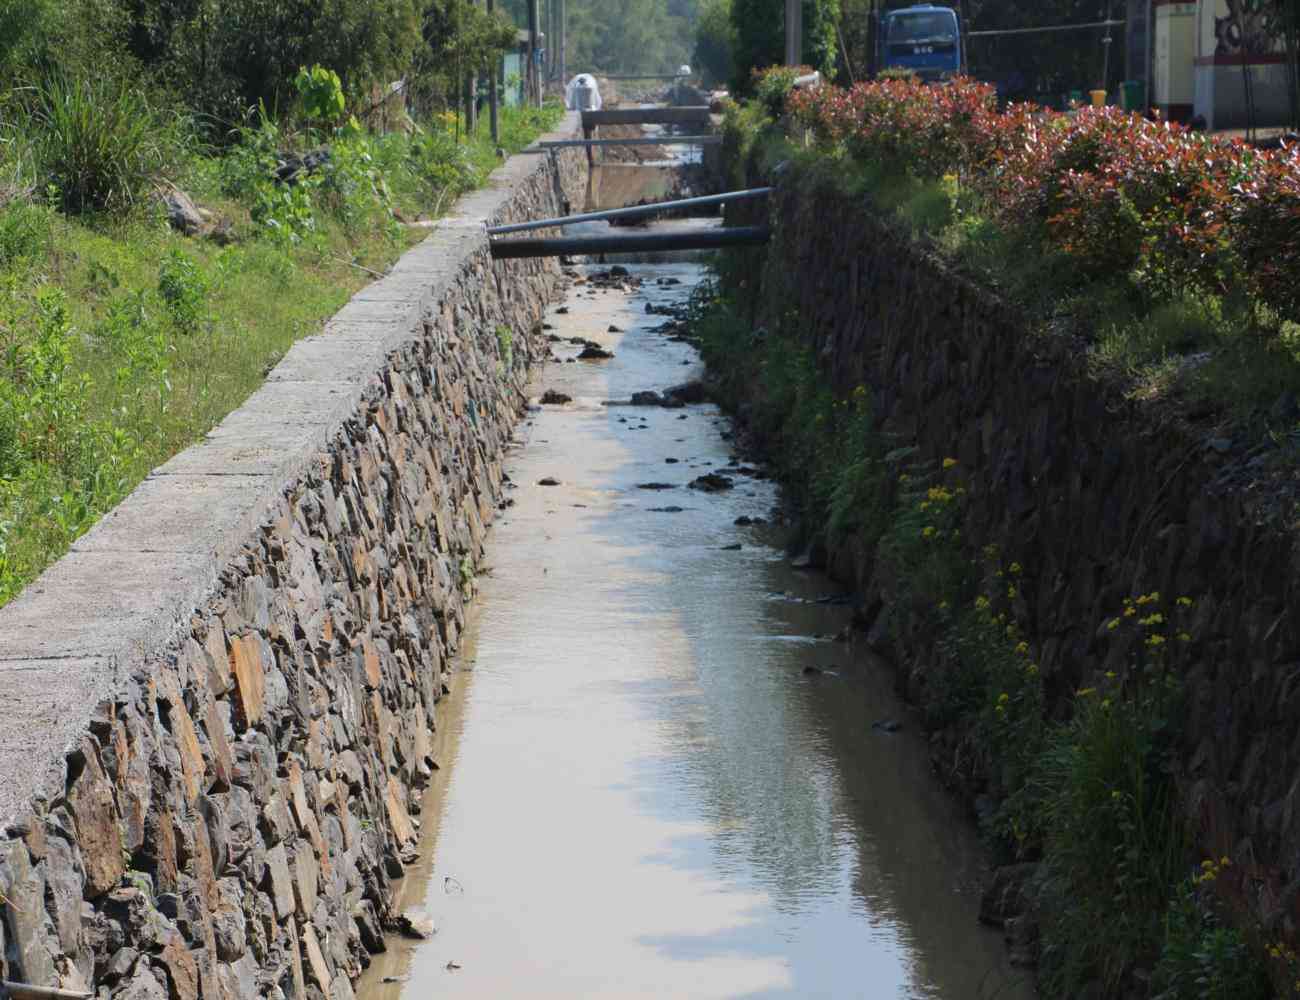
[786,77,1300,318]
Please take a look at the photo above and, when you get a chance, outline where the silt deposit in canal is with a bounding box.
[360,255,1033,999]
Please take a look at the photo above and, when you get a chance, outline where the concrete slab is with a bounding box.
[331,296,425,330]
[155,413,334,478]
[234,379,362,426]
[268,332,390,384]
[72,473,274,557]
[0,550,215,661]
[0,657,111,828]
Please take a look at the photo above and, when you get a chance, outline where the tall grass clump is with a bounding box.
[25,74,184,214]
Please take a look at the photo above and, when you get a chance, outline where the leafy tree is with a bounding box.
[729,0,839,93]
[120,0,424,125]
[0,0,129,86]
[411,0,517,115]
[693,0,735,86]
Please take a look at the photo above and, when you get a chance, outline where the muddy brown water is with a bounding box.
[358,257,1035,999]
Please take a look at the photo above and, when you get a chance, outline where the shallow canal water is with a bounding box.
[359,259,1034,999]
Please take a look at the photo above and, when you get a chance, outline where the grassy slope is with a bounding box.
[0,103,563,605]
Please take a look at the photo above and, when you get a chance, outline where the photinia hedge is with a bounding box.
[786,77,1300,319]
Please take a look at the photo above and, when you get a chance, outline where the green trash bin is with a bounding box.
[1120,80,1146,112]
[1068,89,1084,108]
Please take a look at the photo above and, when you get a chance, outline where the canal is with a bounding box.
[357,240,1035,998]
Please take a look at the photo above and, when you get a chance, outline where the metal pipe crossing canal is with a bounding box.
[488,226,771,259]
[487,188,772,235]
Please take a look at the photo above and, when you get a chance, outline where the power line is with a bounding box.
[966,18,1125,39]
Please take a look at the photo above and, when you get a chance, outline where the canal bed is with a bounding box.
[358,257,1034,999]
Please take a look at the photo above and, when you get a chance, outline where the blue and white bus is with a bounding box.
[879,4,963,81]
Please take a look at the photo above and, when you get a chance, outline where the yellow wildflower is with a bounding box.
[899,473,910,483]
[1077,687,1096,697]
[1138,613,1164,627]
[1146,634,1166,648]
[1026,663,1038,676]
[1124,606,1137,617]
[919,500,931,512]
[1178,632,1192,643]
[974,596,990,611]
[938,600,950,610]
[1107,618,1120,630]
[1009,562,1023,575]
[997,692,1010,704]
[1105,671,1116,679]
[921,526,936,539]
[1007,585,1018,599]
[943,457,958,469]
[1177,596,1193,607]
[1015,641,1029,655]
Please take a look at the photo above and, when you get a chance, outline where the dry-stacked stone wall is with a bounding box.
[729,175,1300,944]
[0,119,587,999]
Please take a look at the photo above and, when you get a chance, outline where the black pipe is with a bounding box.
[489,226,771,259]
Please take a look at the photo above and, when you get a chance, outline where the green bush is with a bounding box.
[1035,668,1185,994]
[157,250,209,333]
[0,202,53,270]
[692,0,735,87]
[294,65,346,125]
[27,74,181,214]
[1153,878,1273,1000]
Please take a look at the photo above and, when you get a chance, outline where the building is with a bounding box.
[1127,0,1295,129]
[501,30,545,107]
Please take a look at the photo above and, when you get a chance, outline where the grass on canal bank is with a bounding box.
[0,94,564,607]
[683,269,1282,999]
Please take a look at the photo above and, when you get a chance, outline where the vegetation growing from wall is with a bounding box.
[684,270,1283,997]
[693,79,1300,995]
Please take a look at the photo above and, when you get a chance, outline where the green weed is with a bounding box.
[1153,875,1273,1000]
[25,74,184,214]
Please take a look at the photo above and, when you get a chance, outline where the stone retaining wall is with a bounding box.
[0,117,587,1000]
[727,173,1300,951]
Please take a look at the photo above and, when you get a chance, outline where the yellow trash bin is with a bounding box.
[1090,89,1107,107]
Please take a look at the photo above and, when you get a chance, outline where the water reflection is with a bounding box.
[358,261,1033,999]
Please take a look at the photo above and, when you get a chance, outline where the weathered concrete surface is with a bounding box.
[0,114,587,998]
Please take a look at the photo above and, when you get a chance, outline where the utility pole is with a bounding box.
[1101,0,1114,93]
[547,0,557,81]
[528,0,542,106]
[785,0,803,66]
[558,0,566,83]
[486,0,500,142]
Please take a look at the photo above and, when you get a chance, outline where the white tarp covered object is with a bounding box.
[564,74,602,111]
